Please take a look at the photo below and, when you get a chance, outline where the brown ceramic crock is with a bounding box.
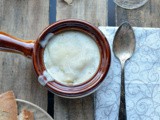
[0,19,111,98]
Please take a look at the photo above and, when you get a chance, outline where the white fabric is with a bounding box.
[95,27,160,120]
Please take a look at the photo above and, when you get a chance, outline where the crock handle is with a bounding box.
[0,32,35,58]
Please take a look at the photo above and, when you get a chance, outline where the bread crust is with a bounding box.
[0,91,18,120]
[19,109,34,120]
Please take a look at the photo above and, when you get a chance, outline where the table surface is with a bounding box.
[0,0,159,120]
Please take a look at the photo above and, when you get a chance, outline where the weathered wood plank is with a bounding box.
[0,0,49,110]
[56,0,107,26]
[55,0,107,120]
[116,0,160,27]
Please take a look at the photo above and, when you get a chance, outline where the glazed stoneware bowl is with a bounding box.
[0,19,111,98]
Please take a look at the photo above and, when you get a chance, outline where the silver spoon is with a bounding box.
[113,22,136,120]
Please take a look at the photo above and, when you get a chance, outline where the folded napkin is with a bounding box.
[95,27,160,120]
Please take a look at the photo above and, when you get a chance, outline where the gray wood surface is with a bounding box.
[55,0,107,120]
[56,0,107,26]
[0,0,49,110]
[1,0,159,119]
[116,0,160,27]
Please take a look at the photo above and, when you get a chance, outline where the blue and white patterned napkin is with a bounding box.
[95,27,160,120]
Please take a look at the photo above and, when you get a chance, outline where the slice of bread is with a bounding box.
[0,91,18,120]
[18,109,34,120]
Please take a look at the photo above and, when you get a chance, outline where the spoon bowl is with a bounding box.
[113,22,135,64]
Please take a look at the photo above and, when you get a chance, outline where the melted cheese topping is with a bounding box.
[43,31,100,85]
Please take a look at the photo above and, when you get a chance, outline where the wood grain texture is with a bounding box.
[56,0,107,26]
[0,0,49,110]
[116,0,160,27]
[55,0,107,120]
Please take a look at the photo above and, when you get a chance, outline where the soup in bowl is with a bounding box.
[43,30,100,86]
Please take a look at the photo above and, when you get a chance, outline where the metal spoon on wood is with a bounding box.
[113,22,136,120]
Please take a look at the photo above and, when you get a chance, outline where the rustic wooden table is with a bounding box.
[0,0,159,120]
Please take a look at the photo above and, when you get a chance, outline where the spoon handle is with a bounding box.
[119,64,127,120]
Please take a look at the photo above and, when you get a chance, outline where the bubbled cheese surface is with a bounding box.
[43,31,100,85]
